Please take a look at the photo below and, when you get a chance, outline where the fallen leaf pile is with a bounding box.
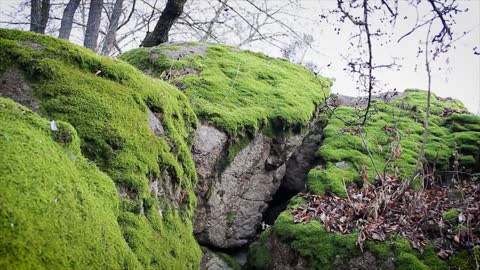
[292,175,479,256]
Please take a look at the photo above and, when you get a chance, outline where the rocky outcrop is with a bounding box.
[333,252,395,270]
[0,66,40,113]
[192,124,306,248]
[0,29,202,269]
[266,233,309,270]
[281,118,326,194]
[200,249,235,270]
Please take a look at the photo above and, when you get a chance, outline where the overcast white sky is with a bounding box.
[245,0,480,114]
[0,0,479,113]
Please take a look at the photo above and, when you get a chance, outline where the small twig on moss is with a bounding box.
[359,127,381,179]
[342,178,357,215]
[224,63,241,100]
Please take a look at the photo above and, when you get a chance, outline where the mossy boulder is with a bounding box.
[0,29,200,269]
[0,98,140,269]
[309,90,480,196]
[120,42,331,136]
[122,42,332,249]
[246,91,480,269]
[248,195,479,270]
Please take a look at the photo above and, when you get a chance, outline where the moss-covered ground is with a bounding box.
[248,195,479,270]
[309,90,480,195]
[0,29,200,269]
[120,43,331,136]
[247,91,479,269]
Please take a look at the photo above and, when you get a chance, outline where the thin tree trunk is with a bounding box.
[30,0,50,34]
[59,0,81,39]
[100,0,124,55]
[141,0,187,47]
[84,0,104,51]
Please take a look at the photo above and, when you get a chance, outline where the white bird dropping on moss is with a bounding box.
[50,120,58,131]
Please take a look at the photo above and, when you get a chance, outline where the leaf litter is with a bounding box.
[292,175,479,257]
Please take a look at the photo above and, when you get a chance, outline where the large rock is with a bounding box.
[266,233,309,270]
[200,249,235,270]
[193,124,304,248]
[333,251,395,270]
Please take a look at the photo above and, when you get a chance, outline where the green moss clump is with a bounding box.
[397,253,430,270]
[121,43,331,136]
[246,229,273,270]
[272,211,359,269]
[442,209,460,222]
[310,90,480,196]
[448,249,479,270]
[0,29,200,268]
[0,98,140,269]
[252,196,453,270]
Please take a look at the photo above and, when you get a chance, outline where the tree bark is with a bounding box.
[84,0,104,51]
[59,0,81,39]
[30,0,50,34]
[141,0,186,47]
[100,0,124,55]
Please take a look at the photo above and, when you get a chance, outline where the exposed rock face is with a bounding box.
[266,233,308,270]
[281,120,325,194]
[147,108,165,136]
[200,249,234,270]
[193,124,304,248]
[333,252,395,270]
[0,67,40,113]
[328,92,405,108]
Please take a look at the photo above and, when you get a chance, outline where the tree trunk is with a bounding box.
[59,0,81,39]
[84,0,104,51]
[100,0,124,55]
[141,0,186,47]
[30,0,50,34]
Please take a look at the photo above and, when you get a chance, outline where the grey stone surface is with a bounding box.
[200,249,234,270]
[328,92,405,108]
[282,120,325,193]
[147,108,165,137]
[0,67,40,113]
[193,124,304,248]
[267,232,308,270]
[150,42,211,61]
[333,251,395,270]
[334,161,350,169]
[192,125,228,180]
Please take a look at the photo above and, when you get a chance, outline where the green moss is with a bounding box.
[0,29,200,268]
[273,212,359,269]
[246,229,273,270]
[442,209,460,221]
[310,90,480,196]
[121,43,331,136]
[259,200,453,270]
[449,250,476,270]
[0,98,140,269]
[227,136,251,162]
[307,163,360,196]
[397,253,430,270]
[419,246,448,270]
[226,212,234,223]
